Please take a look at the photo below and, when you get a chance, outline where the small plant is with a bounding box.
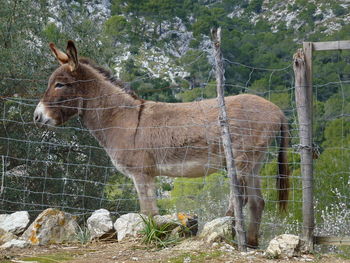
[75,224,91,245]
[139,215,180,248]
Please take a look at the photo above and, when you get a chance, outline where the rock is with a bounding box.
[0,211,30,235]
[22,208,78,245]
[200,216,234,243]
[153,214,177,227]
[265,234,301,258]
[114,213,146,241]
[87,209,115,240]
[0,239,29,249]
[0,228,18,245]
[114,213,199,241]
[154,214,182,231]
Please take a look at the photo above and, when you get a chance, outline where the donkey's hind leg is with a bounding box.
[246,162,265,248]
[225,176,247,217]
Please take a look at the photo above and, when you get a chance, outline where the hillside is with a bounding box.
[40,0,350,86]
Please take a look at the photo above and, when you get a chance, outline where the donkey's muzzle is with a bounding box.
[33,101,56,127]
[33,111,48,127]
[33,112,42,123]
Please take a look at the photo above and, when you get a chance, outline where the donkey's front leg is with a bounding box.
[132,174,159,215]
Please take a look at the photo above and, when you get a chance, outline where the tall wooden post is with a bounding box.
[293,45,314,252]
[211,27,246,251]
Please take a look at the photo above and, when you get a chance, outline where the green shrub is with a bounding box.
[140,215,180,248]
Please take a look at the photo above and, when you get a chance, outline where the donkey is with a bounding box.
[34,40,289,247]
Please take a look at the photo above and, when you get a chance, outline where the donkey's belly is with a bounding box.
[156,159,221,178]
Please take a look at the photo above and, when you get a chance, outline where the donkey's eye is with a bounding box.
[55,83,65,88]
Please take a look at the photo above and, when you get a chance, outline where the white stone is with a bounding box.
[0,228,17,245]
[0,211,30,235]
[265,234,301,258]
[200,216,234,243]
[87,209,114,240]
[0,239,29,249]
[114,213,146,241]
[22,208,78,245]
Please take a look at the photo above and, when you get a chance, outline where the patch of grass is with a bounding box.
[20,252,74,262]
[168,251,223,263]
[75,224,91,244]
[336,246,350,260]
[140,215,180,248]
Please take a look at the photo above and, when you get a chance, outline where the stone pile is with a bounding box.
[0,208,306,260]
[0,209,199,249]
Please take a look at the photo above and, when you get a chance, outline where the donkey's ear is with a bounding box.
[49,42,69,65]
[66,40,79,72]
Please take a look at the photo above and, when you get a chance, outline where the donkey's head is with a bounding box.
[34,40,85,127]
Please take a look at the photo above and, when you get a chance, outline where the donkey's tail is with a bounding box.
[277,116,290,212]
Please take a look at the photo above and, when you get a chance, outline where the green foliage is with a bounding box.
[104,15,128,39]
[246,0,264,13]
[260,150,302,222]
[140,215,180,248]
[43,23,64,44]
[269,91,291,111]
[298,3,317,27]
[313,99,326,144]
[177,84,216,102]
[75,225,91,244]
[191,7,229,37]
[332,3,347,17]
[158,173,229,221]
[314,141,350,216]
[104,173,139,213]
[322,118,350,147]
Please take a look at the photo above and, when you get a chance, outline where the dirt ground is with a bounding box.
[1,238,350,263]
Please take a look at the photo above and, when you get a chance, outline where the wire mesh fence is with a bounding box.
[312,50,350,245]
[0,47,349,249]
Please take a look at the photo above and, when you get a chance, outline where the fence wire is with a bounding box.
[312,51,350,244]
[0,51,349,249]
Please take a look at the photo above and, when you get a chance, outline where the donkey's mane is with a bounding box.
[79,58,139,100]
[79,58,145,141]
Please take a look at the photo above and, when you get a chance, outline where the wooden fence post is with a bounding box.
[211,27,247,251]
[293,47,315,252]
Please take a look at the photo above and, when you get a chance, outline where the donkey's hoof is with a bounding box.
[246,240,259,249]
